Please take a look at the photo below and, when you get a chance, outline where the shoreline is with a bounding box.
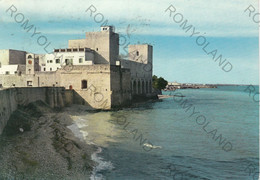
[0,101,96,179]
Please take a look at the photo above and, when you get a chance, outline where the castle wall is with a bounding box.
[68,31,119,65]
[0,87,66,135]
[0,28,154,110]
[85,31,111,64]
[0,50,10,65]
[110,66,132,107]
[68,39,87,48]
[56,65,112,109]
[9,50,26,65]
[0,74,27,87]
[121,60,152,95]
[128,44,152,65]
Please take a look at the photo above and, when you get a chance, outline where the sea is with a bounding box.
[69,86,259,180]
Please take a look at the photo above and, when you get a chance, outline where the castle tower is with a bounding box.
[26,53,39,74]
[128,44,153,66]
[68,26,119,65]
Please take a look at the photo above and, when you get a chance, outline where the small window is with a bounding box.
[28,55,32,59]
[96,48,98,51]
[136,51,139,56]
[81,80,87,89]
[27,81,33,86]
[5,71,9,75]
[47,60,49,63]
[65,59,73,65]
[50,68,52,71]
[56,59,60,63]
[57,67,59,70]
[44,68,46,71]
[79,58,83,63]
[50,60,53,63]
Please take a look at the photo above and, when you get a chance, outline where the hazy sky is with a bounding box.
[0,0,259,84]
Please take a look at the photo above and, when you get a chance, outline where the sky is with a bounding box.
[0,0,259,84]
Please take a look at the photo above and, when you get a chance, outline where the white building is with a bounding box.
[42,48,95,72]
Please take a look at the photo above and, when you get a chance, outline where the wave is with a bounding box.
[143,143,162,149]
[90,147,114,180]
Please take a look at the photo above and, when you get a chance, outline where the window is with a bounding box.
[27,81,33,86]
[65,59,73,65]
[44,68,46,71]
[56,59,60,63]
[79,58,83,63]
[28,55,32,59]
[136,51,139,56]
[50,60,53,63]
[96,48,98,51]
[81,80,87,89]
[47,60,50,63]
[5,71,9,75]
[50,68,52,71]
[65,59,69,65]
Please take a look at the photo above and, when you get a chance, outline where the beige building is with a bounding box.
[0,26,154,109]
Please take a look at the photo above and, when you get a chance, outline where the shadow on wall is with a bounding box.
[94,52,109,64]
[72,90,93,109]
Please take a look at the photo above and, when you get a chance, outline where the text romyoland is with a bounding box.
[165,5,233,73]
[170,91,233,152]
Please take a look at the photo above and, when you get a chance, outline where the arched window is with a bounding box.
[28,55,32,59]
[81,80,87,89]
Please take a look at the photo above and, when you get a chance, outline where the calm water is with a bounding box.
[70,86,259,180]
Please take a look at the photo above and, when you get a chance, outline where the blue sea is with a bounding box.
[70,86,259,180]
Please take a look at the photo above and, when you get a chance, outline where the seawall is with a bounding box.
[0,87,72,135]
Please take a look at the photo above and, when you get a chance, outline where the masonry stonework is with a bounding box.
[0,26,155,109]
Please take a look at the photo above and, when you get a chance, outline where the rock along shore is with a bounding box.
[0,101,96,180]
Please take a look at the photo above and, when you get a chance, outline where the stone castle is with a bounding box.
[0,26,154,109]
